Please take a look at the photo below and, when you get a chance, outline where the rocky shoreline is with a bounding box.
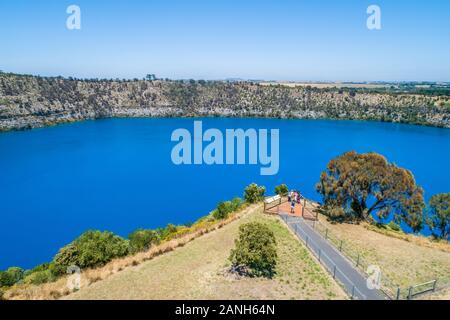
[1,73,449,131]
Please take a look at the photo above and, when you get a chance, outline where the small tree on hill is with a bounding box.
[53,230,129,270]
[229,222,277,277]
[230,197,243,211]
[275,184,289,196]
[316,151,425,232]
[0,267,24,287]
[244,183,266,203]
[427,193,450,240]
[214,201,233,220]
[128,229,160,253]
[213,198,244,220]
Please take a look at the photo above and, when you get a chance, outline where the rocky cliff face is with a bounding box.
[0,73,448,131]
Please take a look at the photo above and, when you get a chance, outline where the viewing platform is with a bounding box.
[264,195,318,221]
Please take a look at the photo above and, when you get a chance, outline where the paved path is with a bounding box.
[280,214,387,300]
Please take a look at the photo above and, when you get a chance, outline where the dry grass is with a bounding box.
[309,203,450,295]
[364,224,450,254]
[63,207,346,300]
[419,286,450,300]
[4,204,256,300]
[260,82,389,89]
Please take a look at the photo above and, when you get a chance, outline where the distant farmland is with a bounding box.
[260,82,391,89]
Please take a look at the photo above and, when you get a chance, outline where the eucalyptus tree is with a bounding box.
[427,193,450,240]
[316,151,425,232]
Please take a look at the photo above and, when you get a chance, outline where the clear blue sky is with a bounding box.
[0,0,449,81]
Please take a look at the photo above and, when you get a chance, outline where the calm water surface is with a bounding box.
[0,118,449,269]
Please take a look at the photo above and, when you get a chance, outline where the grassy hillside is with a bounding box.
[65,207,346,300]
[306,201,450,298]
[4,201,448,300]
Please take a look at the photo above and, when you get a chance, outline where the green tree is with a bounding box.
[156,224,179,241]
[53,230,129,270]
[213,198,243,220]
[244,183,266,203]
[316,151,425,232]
[213,201,233,220]
[230,197,243,211]
[427,193,450,240]
[23,269,56,285]
[128,229,160,253]
[0,267,24,287]
[229,222,277,278]
[274,184,289,196]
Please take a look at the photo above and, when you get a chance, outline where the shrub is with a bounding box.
[157,224,179,241]
[0,267,24,287]
[244,183,266,204]
[275,184,288,196]
[7,267,24,284]
[21,263,57,285]
[229,222,277,277]
[388,221,401,232]
[213,197,244,220]
[213,201,233,220]
[128,229,160,253]
[52,245,79,273]
[230,197,243,211]
[47,262,65,278]
[24,269,56,285]
[53,230,129,270]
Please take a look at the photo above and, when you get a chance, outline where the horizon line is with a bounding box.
[1,70,449,84]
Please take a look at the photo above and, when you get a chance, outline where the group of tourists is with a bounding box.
[288,190,302,214]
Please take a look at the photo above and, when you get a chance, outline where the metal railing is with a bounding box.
[299,205,449,300]
[304,218,400,299]
[280,214,367,300]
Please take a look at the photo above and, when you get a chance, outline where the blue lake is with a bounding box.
[0,118,449,270]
